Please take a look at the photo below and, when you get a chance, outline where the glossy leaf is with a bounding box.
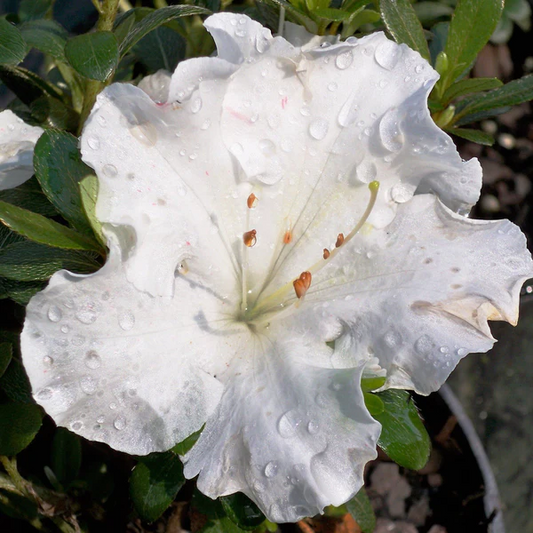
[0,402,43,455]
[449,127,494,145]
[130,452,185,523]
[0,177,57,218]
[313,8,352,21]
[361,376,386,391]
[0,241,100,281]
[413,1,454,24]
[363,392,385,416]
[455,74,533,118]
[380,0,430,62]
[0,64,63,105]
[443,0,504,85]
[346,488,376,533]
[34,130,94,234]
[19,0,53,21]
[51,428,82,488]
[65,31,119,82]
[0,200,101,251]
[373,390,431,470]
[19,20,68,62]
[0,278,44,305]
[192,490,247,533]
[442,77,503,104]
[0,353,33,403]
[132,26,186,73]
[0,343,12,378]
[0,17,27,66]
[119,5,210,57]
[79,175,105,246]
[172,426,203,455]
[220,493,265,530]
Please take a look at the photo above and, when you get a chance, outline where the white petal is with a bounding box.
[306,194,533,394]
[137,69,172,103]
[21,237,248,455]
[0,110,43,190]
[183,323,380,523]
[81,82,242,298]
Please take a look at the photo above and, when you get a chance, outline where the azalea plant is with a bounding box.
[0,0,533,531]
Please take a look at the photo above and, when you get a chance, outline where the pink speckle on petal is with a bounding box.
[227,108,252,124]
[281,97,288,109]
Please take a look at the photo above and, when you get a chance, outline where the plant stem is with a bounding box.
[0,456,29,497]
[78,0,121,135]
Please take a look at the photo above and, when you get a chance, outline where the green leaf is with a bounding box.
[51,428,82,488]
[0,200,101,251]
[373,390,431,470]
[448,127,494,145]
[443,0,504,85]
[361,376,386,392]
[0,402,43,455]
[220,493,265,530]
[0,241,100,281]
[114,10,137,46]
[19,0,53,21]
[19,20,68,62]
[65,31,119,82]
[363,392,385,416]
[119,5,210,58]
[79,176,105,246]
[442,77,503,104]
[313,8,352,21]
[192,490,247,533]
[34,130,95,234]
[0,17,27,66]
[0,343,12,378]
[171,427,203,456]
[132,26,186,73]
[0,177,57,218]
[0,356,34,403]
[0,278,44,305]
[380,0,430,62]
[413,1,454,25]
[455,74,533,118]
[130,452,185,523]
[345,488,376,533]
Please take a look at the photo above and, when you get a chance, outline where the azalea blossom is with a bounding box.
[21,14,533,522]
[0,110,43,190]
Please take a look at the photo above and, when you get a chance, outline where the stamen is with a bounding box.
[247,193,258,209]
[323,248,330,259]
[335,233,345,248]
[243,229,257,247]
[283,230,293,244]
[293,271,312,299]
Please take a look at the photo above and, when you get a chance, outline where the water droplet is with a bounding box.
[375,40,401,70]
[264,461,279,478]
[390,183,412,203]
[327,82,338,92]
[300,105,311,117]
[43,355,54,366]
[384,330,401,348]
[102,164,118,177]
[85,350,102,369]
[114,416,127,431]
[190,97,202,113]
[415,64,424,74]
[201,119,211,130]
[439,346,449,354]
[80,375,97,395]
[75,302,98,324]
[309,118,329,140]
[109,402,117,410]
[97,115,107,126]
[71,421,83,431]
[37,388,52,400]
[230,143,244,156]
[259,139,276,156]
[379,108,404,152]
[48,305,62,322]
[277,410,302,438]
[415,335,433,356]
[130,123,157,146]
[87,136,100,150]
[307,421,319,434]
[355,161,377,184]
[60,325,69,334]
[335,50,353,70]
[457,348,467,357]
[255,32,270,54]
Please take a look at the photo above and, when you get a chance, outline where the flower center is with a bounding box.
[238,181,380,326]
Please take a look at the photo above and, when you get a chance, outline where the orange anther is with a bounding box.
[293,271,312,299]
[283,230,293,244]
[247,193,258,209]
[323,248,330,259]
[243,229,257,247]
[335,233,345,248]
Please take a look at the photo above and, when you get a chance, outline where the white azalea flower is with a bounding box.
[0,110,43,190]
[137,69,172,104]
[21,13,533,523]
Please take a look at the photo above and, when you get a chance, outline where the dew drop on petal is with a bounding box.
[415,334,433,356]
[390,183,412,204]
[43,355,54,366]
[87,136,100,150]
[259,139,276,156]
[118,311,135,331]
[114,416,127,431]
[355,161,377,184]
[255,32,270,54]
[201,119,211,130]
[277,410,300,438]
[264,461,279,478]
[84,350,102,369]
[102,164,118,178]
[374,40,401,70]
[37,388,52,400]
[47,305,62,322]
[335,50,353,70]
[327,82,338,92]
[190,97,202,114]
[309,118,329,140]
[80,375,97,395]
[130,123,157,146]
[76,306,98,324]
[315,392,328,408]
[379,108,404,152]
[307,420,319,434]
[71,421,83,431]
